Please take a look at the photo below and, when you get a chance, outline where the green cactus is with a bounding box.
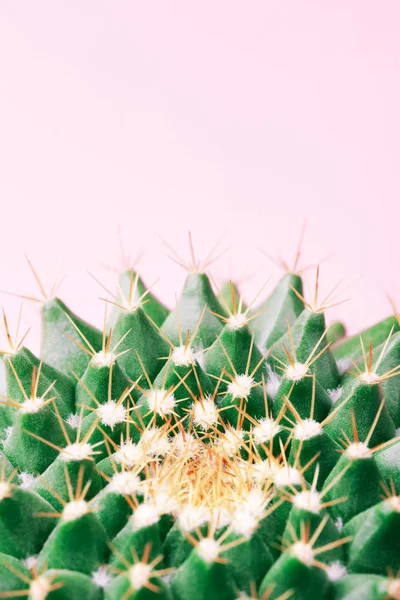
[0,246,400,600]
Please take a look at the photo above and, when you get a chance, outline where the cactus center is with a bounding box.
[286,362,309,381]
[227,313,248,329]
[30,576,52,600]
[109,472,141,495]
[91,350,116,367]
[115,440,142,468]
[96,400,126,428]
[197,538,221,563]
[227,374,254,399]
[129,562,153,590]
[253,417,281,444]
[177,505,209,532]
[131,503,160,528]
[60,442,94,461]
[21,396,46,414]
[171,345,196,366]
[293,419,323,441]
[146,389,176,416]
[345,442,372,459]
[192,397,218,430]
[293,490,321,514]
[0,482,11,501]
[62,499,89,521]
[291,541,314,565]
[274,466,301,488]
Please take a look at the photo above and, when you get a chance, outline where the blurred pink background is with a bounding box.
[0,2,399,352]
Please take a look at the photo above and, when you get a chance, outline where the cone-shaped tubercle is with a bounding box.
[110,307,169,383]
[41,298,102,378]
[161,273,225,349]
[268,309,339,390]
[250,272,304,349]
[332,316,400,363]
[108,268,170,329]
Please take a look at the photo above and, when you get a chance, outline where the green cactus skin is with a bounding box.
[250,272,304,349]
[110,307,169,382]
[327,322,347,346]
[374,438,400,488]
[161,273,225,349]
[219,281,246,315]
[3,347,76,418]
[0,488,56,558]
[41,298,103,378]
[3,405,72,474]
[38,511,108,575]
[170,547,238,600]
[344,500,400,574]
[332,316,400,363]
[259,552,330,600]
[322,455,382,524]
[0,258,400,600]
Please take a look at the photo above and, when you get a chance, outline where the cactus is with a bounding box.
[0,242,399,600]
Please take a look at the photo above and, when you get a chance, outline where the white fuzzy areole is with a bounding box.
[146,389,176,416]
[291,541,314,565]
[18,472,37,490]
[328,387,343,404]
[177,504,209,532]
[20,396,45,414]
[108,472,141,495]
[274,466,301,488]
[286,362,309,382]
[388,496,400,512]
[62,499,88,522]
[96,400,126,428]
[227,374,254,399]
[219,428,244,456]
[253,417,281,444]
[345,442,372,459]
[227,313,247,330]
[91,350,117,367]
[30,576,52,600]
[251,458,278,482]
[0,481,11,501]
[359,371,380,384]
[172,345,196,366]
[92,566,112,588]
[193,397,218,430]
[129,562,153,590]
[197,538,221,563]
[230,507,258,538]
[140,428,170,457]
[293,490,321,514]
[60,442,94,461]
[171,431,198,455]
[266,365,281,399]
[131,503,160,529]
[24,555,39,570]
[115,440,142,468]
[388,579,400,600]
[326,561,348,581]
[293,419,323,441]
[66,413,80,429]
[335,517,344,533]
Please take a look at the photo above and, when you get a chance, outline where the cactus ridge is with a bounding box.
[0,247,399,600]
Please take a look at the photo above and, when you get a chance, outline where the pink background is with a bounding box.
[0,2,399,352]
